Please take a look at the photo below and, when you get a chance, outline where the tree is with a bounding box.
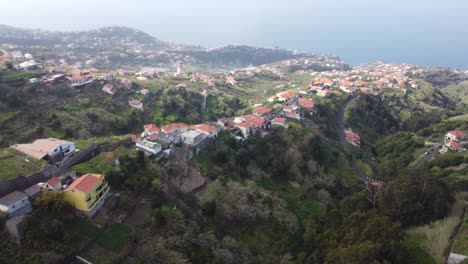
[378,168,454,227]
[35,191,72,214]
[4,61,14,69]
[314,210,404,264]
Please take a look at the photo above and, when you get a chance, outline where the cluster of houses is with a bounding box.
[286,61,426,95]
[0,172,109,218]
[132,122,221,156]
[129,85,320,157]
[0,172,110,241]
[1,137,112,241]
[441,130,467,153]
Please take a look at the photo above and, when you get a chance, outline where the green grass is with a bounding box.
[65,218,99,238]
[0,148,46,180]
[355,159,373,177]
[72,152,117,175]
[453,215,468,255]
[259,178,324,222]
[0,111,19,123]
[74,135,129,150]
[402,236,437,264]
[449,113,468,121]
[406,216,460,264]
[96,224,131,252]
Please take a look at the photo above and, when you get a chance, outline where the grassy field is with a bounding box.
[403,235,437,264]
[443,81,468,104]
[96,224,131,252]
[449,113,468,121]
[355,159,373,177]
[0,111,19,123]
[0,148,46,180]
[259,178,324,222]
[406,216,460,264]
[453,214,468,255]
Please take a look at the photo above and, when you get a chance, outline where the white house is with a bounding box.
[11,138,75,160]
[136,139,162,155]
[0,191,32,215]
[102,84,116,95]
[235,122,255,139]
[128,99,143,110]
[46,177,62,190]
[276,91,295,102]
[445,130,466,142]
[181,130,206,146]
[195,124,219,139]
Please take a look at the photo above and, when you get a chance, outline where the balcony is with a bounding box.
[87,186,110,209]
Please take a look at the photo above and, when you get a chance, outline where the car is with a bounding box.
[424,152,429,155]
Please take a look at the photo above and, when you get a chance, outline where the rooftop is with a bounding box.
[0,191,27,206]
[11,138,73,160]
[65,173,104,193]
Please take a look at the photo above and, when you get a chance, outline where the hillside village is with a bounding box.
[0,26,468,264]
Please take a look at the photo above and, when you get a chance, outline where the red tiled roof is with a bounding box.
[144,124,160,133]
[355,80,368,86]
[71,75,86,81]
[285,112,299,119]
[47,177,61,187]
[241,115,265,127]
[197,124,217,134]
[162,123,188,133]
[127,134,139,141]
[253,107,272,115]
[345,131,360,140]
[277,91,295,99]
[448,130,465,137]
[341,80,353,87]
[298,98,315,110]
[272,117,286,123]
[449,141,460,148]
[65,173,104,193]
[146,133,159,141]
[235,122,252,128]
[321,78,334,84]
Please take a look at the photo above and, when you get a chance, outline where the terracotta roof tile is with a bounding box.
[66,173,104,193]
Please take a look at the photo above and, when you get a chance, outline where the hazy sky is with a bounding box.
[1,0,468,68]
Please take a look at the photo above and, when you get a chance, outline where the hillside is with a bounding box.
[0,25,349,70]
[0,25,169,50]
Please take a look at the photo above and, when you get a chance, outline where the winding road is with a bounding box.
[336,95,378,183]
[415,144,441,168]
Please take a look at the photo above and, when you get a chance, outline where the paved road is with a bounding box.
[336,95,379,184]
[415,144,441,168]
[337,95,355,146]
